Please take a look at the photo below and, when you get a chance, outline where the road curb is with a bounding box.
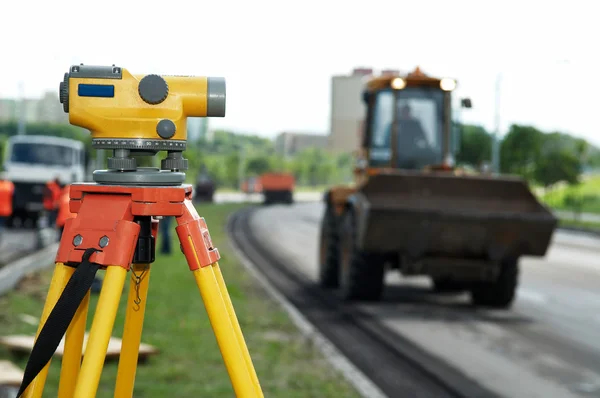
[226,209,388,398]
[0,243,60,296]
[558,226,600,238]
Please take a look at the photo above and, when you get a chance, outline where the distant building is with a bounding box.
[0,91,68,124]
[328,67,374,154]
[36,91,69,124]
[274,131,328,157]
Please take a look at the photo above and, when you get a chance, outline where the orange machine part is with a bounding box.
[259,172,295,191]
[56,185,76,228]
[0,180,14,217]
[56,184,220,271]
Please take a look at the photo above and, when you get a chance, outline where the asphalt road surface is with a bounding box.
[247,202,600,398]
[0,229,42,265]
[213,191,322,204]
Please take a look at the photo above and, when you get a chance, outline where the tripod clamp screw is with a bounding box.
[99,236,110,248]
[73,235,83,247]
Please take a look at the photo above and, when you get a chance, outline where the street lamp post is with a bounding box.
[238,143,246,190]
[17,81,26,135]
[492,73,502,174]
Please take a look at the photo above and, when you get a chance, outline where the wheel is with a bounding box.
[470,257,519,309]
[432,278,468,293]
[285,190,294,205]
[339,207,385,301]
[318,203,340,288]
[262,191,272,206]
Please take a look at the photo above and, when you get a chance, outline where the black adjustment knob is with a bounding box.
[156,119,176,139]
[138,74,169,105]
[59,73,69,113]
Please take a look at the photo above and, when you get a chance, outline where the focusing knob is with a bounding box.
[59,73,69,113]
[138,74,169,105]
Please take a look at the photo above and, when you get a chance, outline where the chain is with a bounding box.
[131,265,149,310]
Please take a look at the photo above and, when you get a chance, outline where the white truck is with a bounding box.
[2,135,87,227]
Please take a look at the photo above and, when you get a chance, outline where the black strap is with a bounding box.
[17,248,100,397]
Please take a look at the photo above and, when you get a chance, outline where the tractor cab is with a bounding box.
[359,67,468,174]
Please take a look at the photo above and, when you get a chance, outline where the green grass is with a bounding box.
[0,203,359,398]
[558,217,600,232]
[539,174,600,214]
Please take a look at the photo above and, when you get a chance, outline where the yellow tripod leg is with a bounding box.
[177,203,262,397]
[22,262,75,398]
[72,266,127,398]
[192,264,257,398]
[212,262,264,397]
[57,289,90,398]
[115,263,152,397]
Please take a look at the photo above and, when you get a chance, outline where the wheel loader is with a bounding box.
[318,67,557,308]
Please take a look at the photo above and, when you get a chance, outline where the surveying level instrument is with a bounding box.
[16,64,264,398]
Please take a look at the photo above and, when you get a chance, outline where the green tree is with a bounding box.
[455,124,492,167]
[246,156,272,175]
[223,152,240,188]
[533,149,581,188]
[500,124,544,180]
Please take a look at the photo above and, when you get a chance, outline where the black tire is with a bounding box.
[339,208,385,301]
[285,190,294,205]
[262,192,269,205]
[470,257,519,309]
[318,203,340,288]
[432,278,468,293]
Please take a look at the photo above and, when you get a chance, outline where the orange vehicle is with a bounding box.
[241,177,263,194]
[258,172,294,205]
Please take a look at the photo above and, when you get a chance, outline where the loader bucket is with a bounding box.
[350,171,557,262]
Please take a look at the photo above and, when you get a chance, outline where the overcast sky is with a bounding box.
[1,0,598,145]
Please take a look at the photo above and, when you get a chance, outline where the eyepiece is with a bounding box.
[207,77,226,117]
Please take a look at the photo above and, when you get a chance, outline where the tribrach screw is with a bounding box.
[73,235,83,246]
[99,236,110,248]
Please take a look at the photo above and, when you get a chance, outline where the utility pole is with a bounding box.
[17,81,26,135]
[491,73,502,174]
[238,144,245,190]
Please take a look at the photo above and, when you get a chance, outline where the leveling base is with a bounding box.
[16,180,264,398]
[93,167,186,185]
